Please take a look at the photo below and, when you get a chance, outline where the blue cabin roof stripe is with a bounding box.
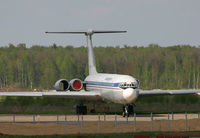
[86,81,119,87]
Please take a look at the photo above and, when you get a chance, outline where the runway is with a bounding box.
[0,113,198,123]
[0,114,200,135]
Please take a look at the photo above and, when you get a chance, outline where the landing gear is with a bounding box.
[122,104,134,117]
[76,105,87,115]
[90,103,96,113]
[76,102,96,114]
[90,109,96,113]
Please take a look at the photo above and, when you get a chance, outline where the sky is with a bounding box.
[0,0,200,47]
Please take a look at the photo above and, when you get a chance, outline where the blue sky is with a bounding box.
[0,0,200,47]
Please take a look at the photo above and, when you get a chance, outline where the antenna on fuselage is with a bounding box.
[45,29,127,75]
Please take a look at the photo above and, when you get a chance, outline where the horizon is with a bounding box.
[0,43,200,48]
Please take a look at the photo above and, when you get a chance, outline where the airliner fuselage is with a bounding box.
[85,73,139,104]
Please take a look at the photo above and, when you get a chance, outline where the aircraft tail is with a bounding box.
[46,30,127,75]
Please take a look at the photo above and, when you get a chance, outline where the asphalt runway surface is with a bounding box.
[0,113,198,123]
[0,114,200,135]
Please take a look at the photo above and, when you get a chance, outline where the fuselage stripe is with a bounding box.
[87,85,121,90]
[86,81,120,87]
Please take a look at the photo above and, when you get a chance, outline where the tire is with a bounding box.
[128,105,134,115]
[82,106,87,115]
[76,105,87,115]
[90,109,96,113]
[76,105,81,115]
[122,112,126,117]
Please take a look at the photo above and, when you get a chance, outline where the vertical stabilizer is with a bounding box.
[46,29,126,75]
[86,32,97,75]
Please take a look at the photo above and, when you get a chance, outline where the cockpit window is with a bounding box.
[119,82,138,89]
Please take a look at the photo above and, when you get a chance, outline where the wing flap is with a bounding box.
[139,89,200,96]
[0,91,101,100]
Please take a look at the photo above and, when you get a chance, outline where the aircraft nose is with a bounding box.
[123,88,138,104]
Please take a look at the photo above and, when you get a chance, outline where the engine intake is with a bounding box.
[54,79,69,91]
[69,78,83,91]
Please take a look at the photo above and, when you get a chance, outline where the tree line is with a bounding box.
[0,43,200,90]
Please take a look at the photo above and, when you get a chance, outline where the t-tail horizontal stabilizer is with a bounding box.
[46,29,127,75]
[45,30,127,35]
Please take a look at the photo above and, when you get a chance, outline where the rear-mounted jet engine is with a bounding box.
[54,79,69,91]
[69,78,83,91]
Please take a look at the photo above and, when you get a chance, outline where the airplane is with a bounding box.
[0,29,199,117]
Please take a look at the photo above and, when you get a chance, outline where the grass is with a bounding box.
[1,131,200,138]
[1,98,200,115]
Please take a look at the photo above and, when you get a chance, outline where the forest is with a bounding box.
[0,43,199,90]
[0,44,200,114]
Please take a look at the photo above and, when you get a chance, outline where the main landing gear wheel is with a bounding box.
[122,104,134,117]
[90,109,96,113]
[76,105,87,115]
[90,103,96,113]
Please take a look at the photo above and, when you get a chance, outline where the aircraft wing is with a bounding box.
[139,89,200,96]
[0,91,101,100]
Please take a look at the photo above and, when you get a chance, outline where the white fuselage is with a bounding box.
[85,73,139,104]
